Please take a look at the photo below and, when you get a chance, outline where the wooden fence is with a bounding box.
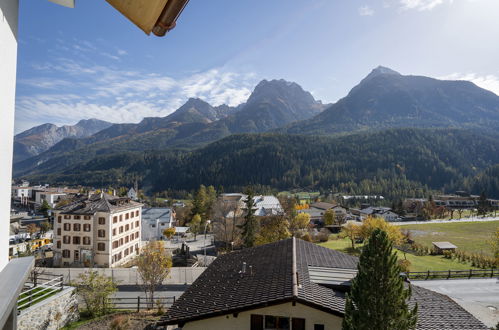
[108,296,176,312]
[407,268,498,280]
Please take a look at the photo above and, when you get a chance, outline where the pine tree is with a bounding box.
[240,190,259,248]
[191,185,207,221]
[343,228,418,330]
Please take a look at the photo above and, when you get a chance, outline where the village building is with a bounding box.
[52,193,142,267]
[159,238,487,330]
[141,207,175,241]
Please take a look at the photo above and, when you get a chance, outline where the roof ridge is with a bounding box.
[292,236,298,298]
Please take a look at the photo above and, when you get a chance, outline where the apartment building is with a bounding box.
[53,193,142,267]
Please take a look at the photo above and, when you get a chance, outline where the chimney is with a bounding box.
[242,262,246,274]
[113,189,116,196]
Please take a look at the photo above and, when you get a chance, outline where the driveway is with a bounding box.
[413,278,499,327]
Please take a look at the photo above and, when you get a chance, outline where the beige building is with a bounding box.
[53,193,142,267]
[159,238,487,330]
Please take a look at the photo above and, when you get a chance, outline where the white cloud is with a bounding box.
[440,72,499,96]
[359,5,375,16]
[16,58,258,133]
[398,0,453,11]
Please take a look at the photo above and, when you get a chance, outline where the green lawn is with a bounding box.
[399,221,499,257]
[18,287,59,310]
[319,238,480,272]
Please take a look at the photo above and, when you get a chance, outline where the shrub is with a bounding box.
[398,259,411,273]
[110,315,130,330]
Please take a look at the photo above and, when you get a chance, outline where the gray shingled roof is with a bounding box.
[55,193,141,215]
[159,238,487,329]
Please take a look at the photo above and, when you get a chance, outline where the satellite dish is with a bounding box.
[48,0,75,8]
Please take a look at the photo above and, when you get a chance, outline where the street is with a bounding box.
[413,278,499,327]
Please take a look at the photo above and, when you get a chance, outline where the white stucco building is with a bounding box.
[53,193,142,267]
[141,208,175,241]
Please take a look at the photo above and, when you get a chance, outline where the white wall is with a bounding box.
[0,0,19,271]
[182,302,343,330]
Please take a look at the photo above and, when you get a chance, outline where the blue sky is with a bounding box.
[15,0,499,133]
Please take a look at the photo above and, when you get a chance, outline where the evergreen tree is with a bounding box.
[343,229,418,330]
[191,185,207,221]
[240,190,259,248]
[477,191,489,217]
[39,200,51,219]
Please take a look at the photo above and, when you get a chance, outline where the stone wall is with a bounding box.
[17,287,79,330]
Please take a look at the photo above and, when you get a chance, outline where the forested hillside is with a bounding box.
[22,128,499,199]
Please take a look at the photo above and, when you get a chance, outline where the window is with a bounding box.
[84,215,91,220]
[63,236,70,244]
[135,210,139,217]
[125,213,129,220]
[119,215,123,222]
[62,250,70,258]
[113,216,118,224]
[251,315,264,330]
[130,234,134,241]
[98,230,106,238]
[83,224,91,232]
[74,250,79,261]
[120,238,124,246]
[292,318,305,330]
[98,243,105,251]
[265,316,290,330]
[74,215,81,220]
[64,215,70,219]
[98,217,105,225]
[151,224,156,228]
[83,236,91,245]
[113,241,118,249]
[73,236,81,245]
[314,325,324,330]
[57,216,62,223]
[57,228,61,235]
[131,222,134,229]
[56,241,61,249]
[135,220,139,227]
[125,224,129,231]
[119,226,124,234]
[125,236,129,243]
[130,212,134,218]
[73,223,81,231]
[63,223,71,231]
[135,232,139,239]
[124,248,129,256]
[113,228,116,236]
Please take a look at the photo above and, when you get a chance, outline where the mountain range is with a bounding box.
[14,67,499,197]
[14,119,112,163]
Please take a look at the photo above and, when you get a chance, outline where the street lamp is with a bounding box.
[204,220,211,266]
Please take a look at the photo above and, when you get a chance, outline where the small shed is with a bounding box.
[432,241,457,255]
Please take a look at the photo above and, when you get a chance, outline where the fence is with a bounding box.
[108,296,176,312]
[407,268,498,280]
[36,267,206,285]
[17,272,64,310]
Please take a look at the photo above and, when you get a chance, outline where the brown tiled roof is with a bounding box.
[55,193,141,215]
[159,238,487,329]
[310,202,337,210]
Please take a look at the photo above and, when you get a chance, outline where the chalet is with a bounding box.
[359,207,399,222]
[158,238,487,330]
[220,193,283,217]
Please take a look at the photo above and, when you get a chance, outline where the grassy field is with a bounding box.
[400,221,499,257]
[319,238,480,272]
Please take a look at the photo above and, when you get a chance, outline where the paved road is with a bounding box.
[393,216,499,226]
[413,278,499,327]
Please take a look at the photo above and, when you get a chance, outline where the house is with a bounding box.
[359,207,399,222]
[432,242,457,255]
[220,193,284,217]
[299,203,348,226]
[52,193,142,267]
[159,238,486,330]
[35,191,67,208]
[141,207,175,241]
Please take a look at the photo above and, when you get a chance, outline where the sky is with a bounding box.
[14,0,499,133]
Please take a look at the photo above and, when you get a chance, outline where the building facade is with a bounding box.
[53,193,142,267]
[141,207,175,241]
